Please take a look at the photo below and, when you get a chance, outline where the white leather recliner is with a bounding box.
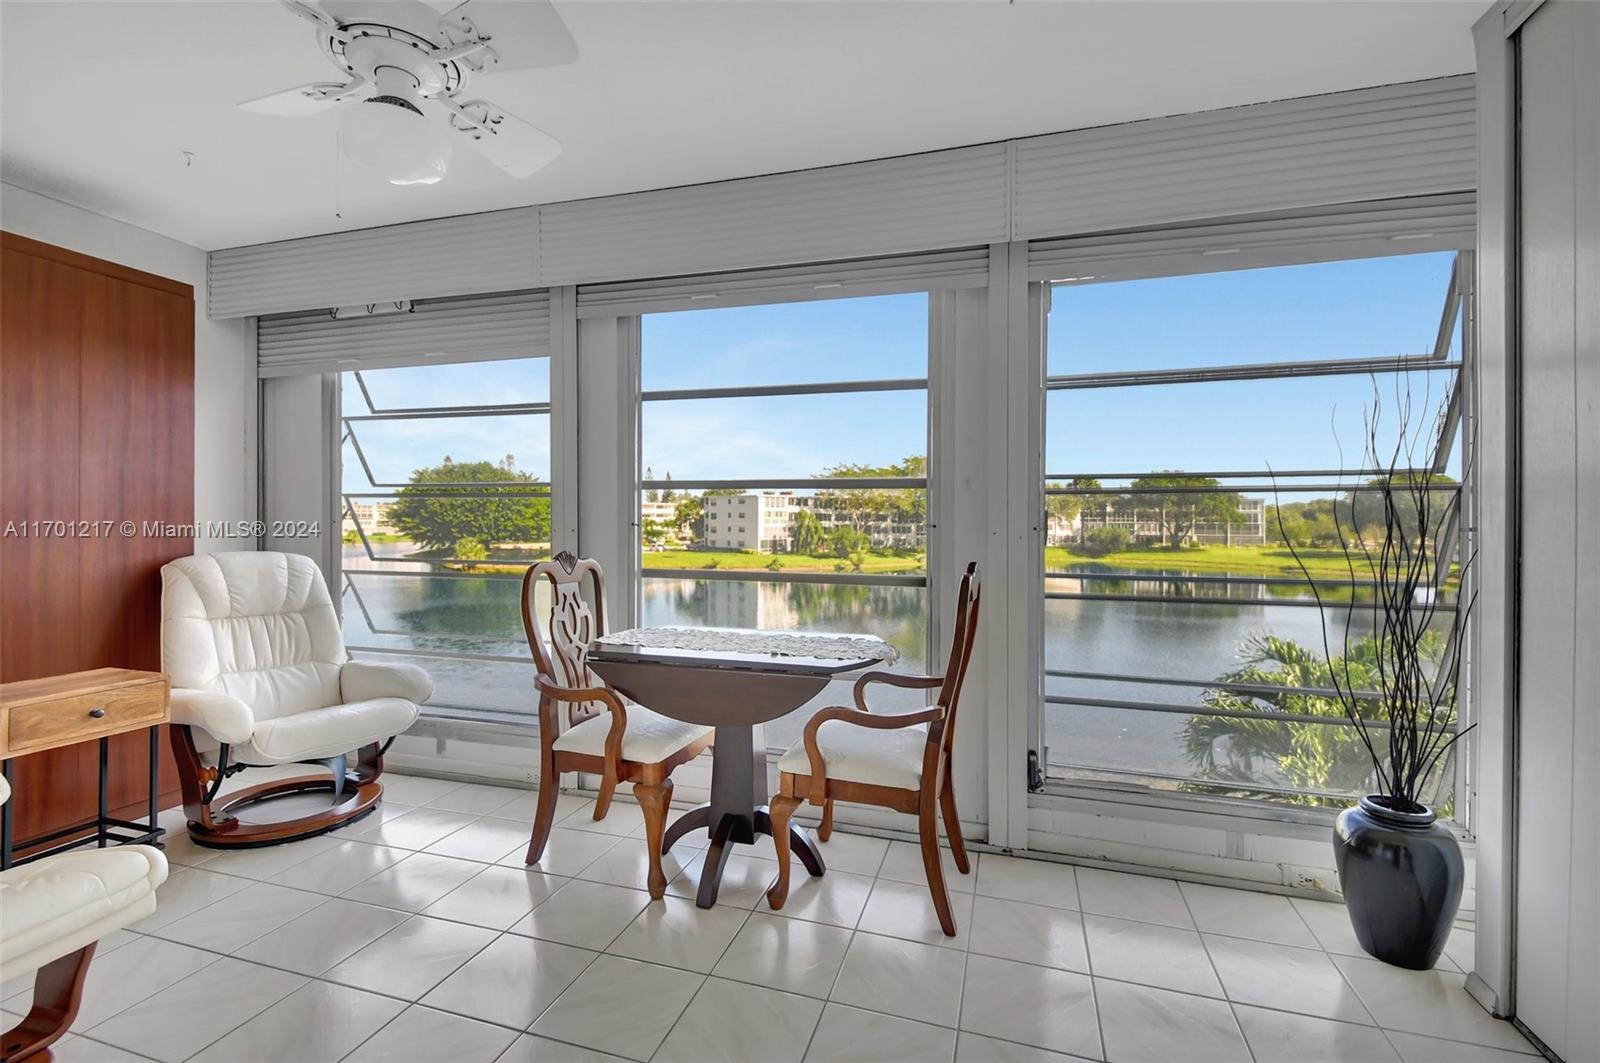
[0,774,167,1061]
[160,551,430,847]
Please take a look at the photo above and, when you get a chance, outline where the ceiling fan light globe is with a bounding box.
[338,97,453,186]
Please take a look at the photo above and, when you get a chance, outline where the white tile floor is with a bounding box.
[5,773,1538,1063]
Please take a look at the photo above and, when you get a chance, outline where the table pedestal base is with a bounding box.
[663,804,825,908]
[660,723,824,907]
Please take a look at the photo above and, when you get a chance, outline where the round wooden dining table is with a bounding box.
[587,628,891,908]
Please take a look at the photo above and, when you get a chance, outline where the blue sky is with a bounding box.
[343,251,1461,494]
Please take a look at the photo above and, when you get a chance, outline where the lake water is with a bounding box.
[341,543,1385,795]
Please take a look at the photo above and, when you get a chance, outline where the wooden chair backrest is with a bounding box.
[934,562,982,758]
[521,551,609,727]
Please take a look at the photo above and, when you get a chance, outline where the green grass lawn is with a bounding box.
[642,549,926,575]
[1044,543,1386,581]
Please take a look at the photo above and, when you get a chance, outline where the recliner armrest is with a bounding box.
[340,660,434,705]
[169,688,256,746]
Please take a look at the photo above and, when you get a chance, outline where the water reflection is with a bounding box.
[341,544,1410,797]
[640,578,927,669]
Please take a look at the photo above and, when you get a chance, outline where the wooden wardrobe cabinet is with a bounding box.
[0,231,194,846]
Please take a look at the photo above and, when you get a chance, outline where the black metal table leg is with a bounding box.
[148,724,162,848]
[97,738,109,847]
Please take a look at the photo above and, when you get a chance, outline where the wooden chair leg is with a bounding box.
[765,794,802,910]
[919,798,957,937]
[940,778,970,875]
[526,745,560,864]
[634,779,673,899]
[593,771,617,820]
[1,943,95,1063]
[818,798,835,842]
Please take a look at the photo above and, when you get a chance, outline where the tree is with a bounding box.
[661,471,675,503]
[1348,472,1456,545]
[388,458,550,551]
[454,536,488,569]
[645,466,659,503]
[1045,477,1102,523]
[826,525,869,560]
[792,508,825,556]
[673,496,705,543]
[641,518,668,548]
[1125,474,1244,547]
[1268,497,1346,548]
[816,456,927,543]
[1077,526,1131,557]
[1183,632,1456,811]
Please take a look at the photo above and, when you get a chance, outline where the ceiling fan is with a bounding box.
[243,0,577,185]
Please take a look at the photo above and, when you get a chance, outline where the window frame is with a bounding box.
[1028,247,1477,829]
[330,337,573,727]
[631,287,947,755]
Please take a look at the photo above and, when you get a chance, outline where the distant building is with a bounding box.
[640,497,689,546]
[344,500,397,536]
[703,492,805,551]
[1074,496,1266,546]
[701,491,924,551]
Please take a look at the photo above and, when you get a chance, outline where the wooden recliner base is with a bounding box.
[172,727,387,849]
[1,943,95,1062]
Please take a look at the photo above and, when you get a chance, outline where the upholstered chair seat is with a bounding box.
[552,702,712,763]
[775,720,928,790]
[0,775,168,1061]
[161,551,429,847]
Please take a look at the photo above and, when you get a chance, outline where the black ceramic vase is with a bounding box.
[1333,795,1463,970]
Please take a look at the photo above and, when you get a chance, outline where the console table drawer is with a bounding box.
[5,678,168,756]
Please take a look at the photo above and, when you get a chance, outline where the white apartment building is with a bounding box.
[1073,495,1266,546]
[343,500,397,537]
[703,492,804,551]
[640,497,688,545]
[702,491,923,551]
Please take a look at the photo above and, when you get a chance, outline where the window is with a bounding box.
[638,293,933,751]
[339,360,554,721]
[1037,251,1470,814]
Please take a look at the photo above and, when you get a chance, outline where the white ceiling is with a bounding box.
[0,1,1479,251]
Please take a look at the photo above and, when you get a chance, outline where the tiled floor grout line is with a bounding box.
[1065,865,1111,1063]
[1179,880,1259,1063]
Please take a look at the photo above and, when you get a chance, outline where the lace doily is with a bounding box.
[596,626,899,664]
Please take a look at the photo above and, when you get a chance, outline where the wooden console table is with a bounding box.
[0,668,170,868]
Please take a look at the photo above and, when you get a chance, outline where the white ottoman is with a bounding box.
[0,775,168,1061]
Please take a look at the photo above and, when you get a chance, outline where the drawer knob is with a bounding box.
[88,707,107,719]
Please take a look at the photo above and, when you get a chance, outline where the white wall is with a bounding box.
[0,182,256,551]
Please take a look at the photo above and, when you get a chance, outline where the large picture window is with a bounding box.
[637,293,933,752]
[339,359,554,721]
[1038,251,1470,815]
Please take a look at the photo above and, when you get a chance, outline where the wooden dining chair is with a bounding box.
[767,562,981,936]
[521,551,714,897]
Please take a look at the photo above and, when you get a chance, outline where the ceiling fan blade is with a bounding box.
[439,0,578,72]
[239,83,353,117]
[449,99,561,178]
